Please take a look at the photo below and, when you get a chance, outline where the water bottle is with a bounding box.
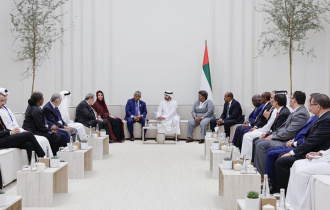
[278,188,287,210]
[30,151,36,170]
[46,146,49,158]
[75,133,79,142]
[241,154,247,173]
[96,124,99,131]
[226,137,230,146]
[262,174,270,197]
[70,136,73,151]
[89,126,92,138]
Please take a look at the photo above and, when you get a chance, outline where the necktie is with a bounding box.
[0,117,7,131]
[276,111,279,117]
[135,102,139,116]
[2,106,13,122]
[55,107,62,121]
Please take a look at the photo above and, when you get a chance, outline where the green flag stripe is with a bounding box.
[203,63,212,90]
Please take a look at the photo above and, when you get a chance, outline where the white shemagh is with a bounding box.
[156,97,180,135]
[58,90,86,139]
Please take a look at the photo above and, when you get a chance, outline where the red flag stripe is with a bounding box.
[203,45,209,66]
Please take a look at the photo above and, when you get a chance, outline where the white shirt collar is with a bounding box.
[277,106,283,113]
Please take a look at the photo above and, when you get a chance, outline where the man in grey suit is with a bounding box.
[254,91,310,177]
[187,90,215,144]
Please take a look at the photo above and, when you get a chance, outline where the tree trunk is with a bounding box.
[32,20,37,94]
[289,36,293,96]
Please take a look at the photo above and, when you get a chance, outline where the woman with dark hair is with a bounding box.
[0,93,45,163]
[93,91,125,142]
[23,92,62,155]
[186,90,215,144]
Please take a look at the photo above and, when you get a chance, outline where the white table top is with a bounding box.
[219,164,260,176]
[58,146,92,154]
[18,162,68,174]
[0,196,22,210]
[211,148,230,154]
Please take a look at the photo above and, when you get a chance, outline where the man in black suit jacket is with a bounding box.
[0,93,45,162]
[75,93,111,142]
[210,92,244,137]
[43,93,78,140]
[251,92,272,129]
[275,93,330,192]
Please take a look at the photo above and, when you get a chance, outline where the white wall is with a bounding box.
[1,0,330,112]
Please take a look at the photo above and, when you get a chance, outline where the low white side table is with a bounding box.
[84,135,109,160]
[142,126,177,144]
[17,162,68,207]
[219,164,260,210]
[210,148,230,179]
[0,196,22,210]
[205,137,216,160]
[57,146,93,179]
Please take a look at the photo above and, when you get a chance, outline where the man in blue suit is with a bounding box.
[125,91,147,141]
[43,93,78,145]
[210,92,244,137]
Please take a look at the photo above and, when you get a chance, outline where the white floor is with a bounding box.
[5,140,223,210]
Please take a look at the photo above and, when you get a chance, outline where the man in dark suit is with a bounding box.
[0,92,45,162]
[254,91,310,177]
[43,93,78,141]
[250,92,272,130]
[275,93,330,192]
[251,93,291,163]
[75,93,111,142]
[210,92,244,137]
[124,91,147,141]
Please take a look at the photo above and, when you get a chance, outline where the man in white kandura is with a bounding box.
[286,149,330,210]
[58,91,86,140]
[156,91,180,135]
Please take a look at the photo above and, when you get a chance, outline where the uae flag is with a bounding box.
[200,42,213,101]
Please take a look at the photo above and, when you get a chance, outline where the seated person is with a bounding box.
[0,87,53,156]
[22,92,62,155]
[187,90,214,144]
[0,92,45,162]
[124,91,147,141]
[275,93,330,193]
[286,148,330,210]
[241,91,276,159]
[43,93,78,142]
[75,93,111,142]
[232,94,265,149]
[254,91,309,177]
[93,90,124,143]
[210,92,244,137]
[156,91,180,136]
[59,90,86,140]
[264,93,318,192]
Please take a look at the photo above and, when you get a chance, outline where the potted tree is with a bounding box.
[50,156,60,168]
[0,189,6,207]
[257,0,330,95]
[212,140,220,150]
[10,0,70,93]
[245,191,260,210]
[222,157,232,169]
